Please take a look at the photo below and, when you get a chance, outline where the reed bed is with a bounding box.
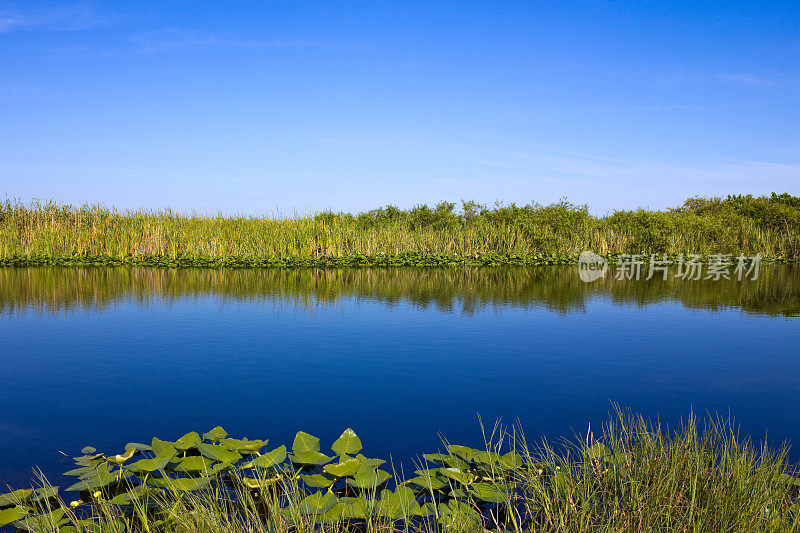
[2,410,798,532]
[1,194,799,266]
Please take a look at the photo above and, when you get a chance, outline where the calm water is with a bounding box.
[1,266,798,486]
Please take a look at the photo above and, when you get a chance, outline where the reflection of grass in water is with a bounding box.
[3,410,799,532]
[1,265,797,317]
[1,195,799,265]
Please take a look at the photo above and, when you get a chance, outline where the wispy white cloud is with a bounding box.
[0,1,102,34]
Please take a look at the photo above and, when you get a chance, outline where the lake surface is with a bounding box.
[1,265,798,486]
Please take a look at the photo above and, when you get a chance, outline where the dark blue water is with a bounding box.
[1,266,798,486]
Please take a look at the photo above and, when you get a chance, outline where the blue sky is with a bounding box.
[1,1,798,215]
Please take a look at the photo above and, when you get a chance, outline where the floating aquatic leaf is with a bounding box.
[469,482,511,503]
[244,445,287,469]
[298,491,338,514]
[108,448,136,464]
[81,447,96,455]
[301,473,335,488]
[437,499,481,530]
[15,508,67,530]
[355,454,385,471]
[31,486,59,502]
[378,486,416,518]
[124,442,153,453]
[586,442,611,460]
[447,445,477,461]
[292,431,320,454]
[339,496,370,520]
[174,431,201,450]
[150,438,176,457]
[406,475,447,491]
[324,458,361,477]
[439,467,472,485]
[219,438,265,453]
[173,455,213,473]
[0,489,33,507]
[290,450,332,466]
[127,454,173,474]
[473,451,501,465]
[498,451,524,470]
[197,442,242,463]
[348,469,391,489]
[149,476,210,492]
[331,428,362,456]
[202,426,228,442]
[0,506,28,527]
[240,476,281,489]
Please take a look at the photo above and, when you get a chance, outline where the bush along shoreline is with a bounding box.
[1,411,799,532]
[1,193,799,268]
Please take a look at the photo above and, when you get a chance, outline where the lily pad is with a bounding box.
[173,455,214,473]
[0,506,28,527]
[127,454,173,474]
[324,458,361,477]
[469,482,511,503]
[348,469,392,489]
[290,450,332,466]
[202,426,228,442]
[292,431,320,454]
[301,473,336,488]
[197,442,242,463]
[0,489,33,507]
[298,491,338,514]
[174,432,201,450]
[244,445,287,469]
[331,428,362,456]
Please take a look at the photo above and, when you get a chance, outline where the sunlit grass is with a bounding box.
[1,195,798,265]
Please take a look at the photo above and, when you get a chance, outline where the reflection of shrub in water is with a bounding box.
[1,265,797,318]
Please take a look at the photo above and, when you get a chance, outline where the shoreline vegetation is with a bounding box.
[2,194,799,267]
[1,411,799,532]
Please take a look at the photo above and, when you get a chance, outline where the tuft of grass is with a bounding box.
[1,194,799,267]
[2,410,799,532]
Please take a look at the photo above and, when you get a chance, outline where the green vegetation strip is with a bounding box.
[2,193,799,267]
[2,412,800,532]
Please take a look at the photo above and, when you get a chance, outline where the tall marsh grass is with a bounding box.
[3,410,798,532]
[1,194,799,264]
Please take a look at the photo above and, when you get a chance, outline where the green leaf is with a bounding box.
[469,482,511,503]
[473,451,501,465]
[324,458,361,477]
[292,431,320,454]
[439,467,472,485]
[174,431,201,450]
[586,442,611,460]
[447,445,477,461]
[378,486,417,518]
[150,438,176,457]
[0,506,28,527]
[331,428,362,456]
[31,486,59,502]
[197,442,243,463]
[348,469,391,489]
[220,438,265,453]
[498,451,524,470]
[290,450,332,466]
[127,454,173,474]
[124,442,153,453]
[173,455,214,473]
[406,475,447,491]
[437,499,481,530]
[301,473,336,488]
[355,454,386,471]
[298,491,338,514]
[202,426,228,442]
[244,445,287,469]
[81,446,97,455]
[0,489,33,507]
[149,476,210,492]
